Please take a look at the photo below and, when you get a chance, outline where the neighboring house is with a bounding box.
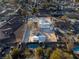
[0,29,10,40]
[38,17,54,33]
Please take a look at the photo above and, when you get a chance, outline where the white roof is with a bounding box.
[38,35,46,42]
[32,36,39,40]
[29,34,46,42]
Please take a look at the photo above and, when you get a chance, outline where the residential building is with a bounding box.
[38,17,54,33]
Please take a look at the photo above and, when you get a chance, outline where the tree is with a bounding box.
[63,52,74,59]
[11,48,19,59]
[32,8,38,14]
[43,3,49,8]
[4,54,12,59]
[24,48,33,58]
[75,0,79,2]
[50,48,63,59]
[35,47,43,59]
[45,48,52,59]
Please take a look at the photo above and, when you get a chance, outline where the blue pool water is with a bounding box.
[27,44,39,49]
[73,46,79,51]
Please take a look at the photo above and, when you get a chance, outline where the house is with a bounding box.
[0,29,10,40]
[28,17,54,33]
[38,17,54,33]
[39,20,51,28]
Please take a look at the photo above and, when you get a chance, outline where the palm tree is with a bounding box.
[50,48,63,59]
[24,48,33,58]
[4,54,12,59]
[35,47,43,59]
[11,48,19,59]
[43,48,52,59]
[45,48,52,59]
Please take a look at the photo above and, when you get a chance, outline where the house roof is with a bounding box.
[0,29,9,40]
